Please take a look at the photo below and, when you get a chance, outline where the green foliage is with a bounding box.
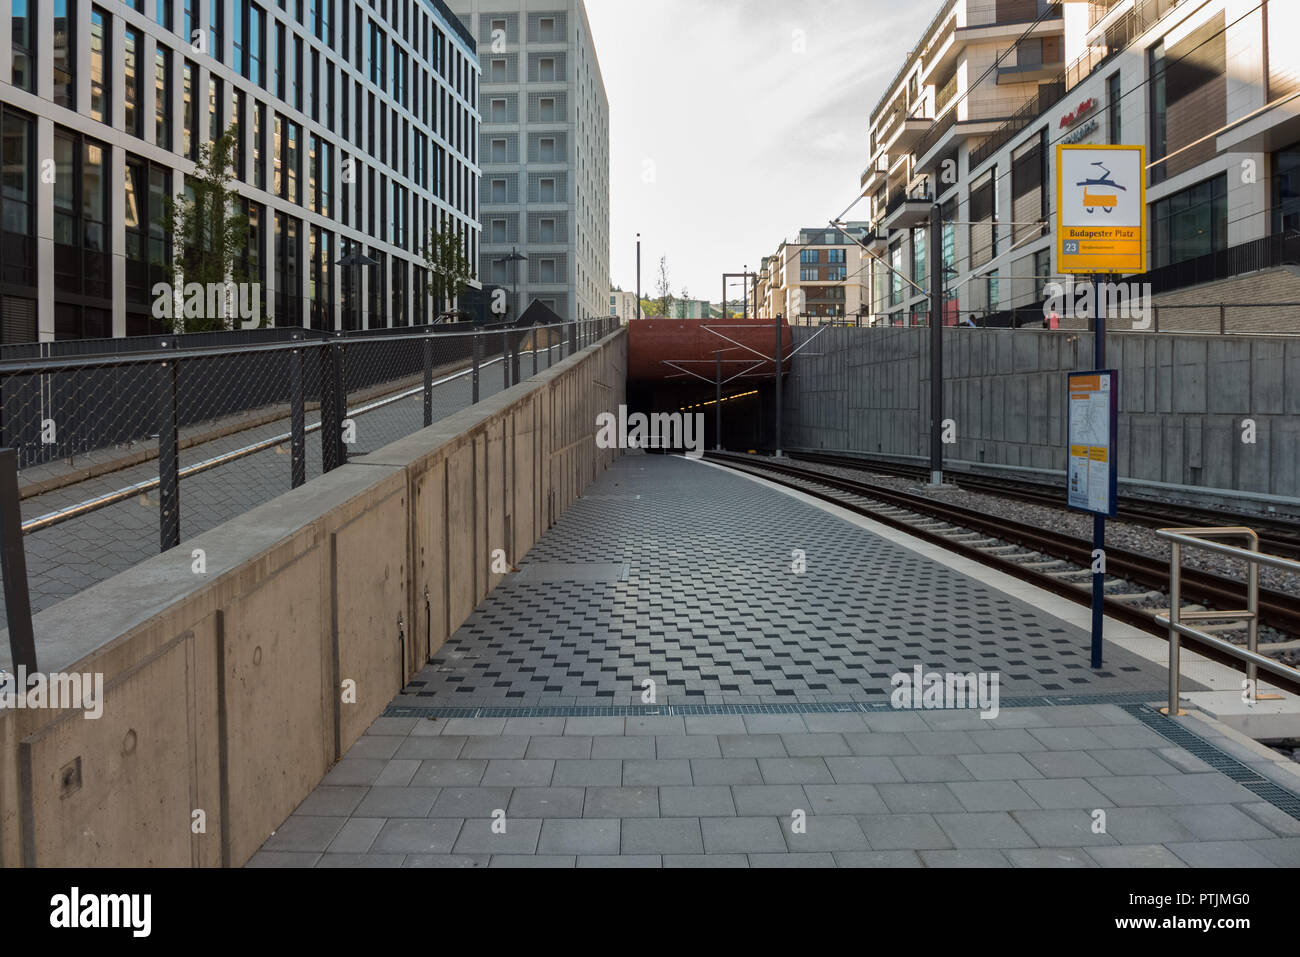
[423,224,476,319]
[164,126,251,333]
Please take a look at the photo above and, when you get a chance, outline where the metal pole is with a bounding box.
[158,359,181,551]
[0,448,37,675]
[636,235,642,320]
[472,332,481,403]
[422,337,434,428]
[1168,541,1182,714]
[929,203,944,487]
[1091,274,1107,670]
[715,350,722,451]
[289,347,306,488]
[1248,536,1260,688]
[502,327,510,389]
[774,311,784,458]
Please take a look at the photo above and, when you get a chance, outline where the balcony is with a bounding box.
[883,184,934,231]
[861,154,890,191]
[997,58,1065,85]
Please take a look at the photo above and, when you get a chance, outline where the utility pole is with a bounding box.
[636,234,642,320]
[928,203,945,487]
[774,311,784,458]
[1091,273,1108,670]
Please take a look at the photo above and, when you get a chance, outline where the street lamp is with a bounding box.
[337,242,379,331]
[636,233,642,320]
[494,247,527,323]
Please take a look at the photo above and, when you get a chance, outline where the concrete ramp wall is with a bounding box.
[0,331,627,867]
[784,326,1300,499]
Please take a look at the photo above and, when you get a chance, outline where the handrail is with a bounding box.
[1155,527,1300,715]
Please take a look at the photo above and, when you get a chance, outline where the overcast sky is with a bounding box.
[583,0,920,304]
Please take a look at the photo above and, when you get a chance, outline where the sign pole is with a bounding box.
[1091,275,1107,670]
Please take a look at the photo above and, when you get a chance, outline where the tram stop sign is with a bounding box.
[1056,145,1147,275]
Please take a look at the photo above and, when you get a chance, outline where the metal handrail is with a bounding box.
[1155,527,1300,714]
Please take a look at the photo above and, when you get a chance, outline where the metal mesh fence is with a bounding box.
[0,317,620,638]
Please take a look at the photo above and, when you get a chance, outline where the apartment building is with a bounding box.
[609,286,636,321]
[0,0,481,342]
[451,0,609,323]
[860,0,1300,331]
[759,224,871,323]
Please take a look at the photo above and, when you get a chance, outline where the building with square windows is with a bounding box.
[450,0,609,324]
[757,225,872,324]
[0,0,480,342]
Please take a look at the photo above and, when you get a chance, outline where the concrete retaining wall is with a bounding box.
[0,331,627,867]
[784,326,1300,499]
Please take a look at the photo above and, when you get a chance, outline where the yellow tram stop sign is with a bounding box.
[1055,145,1147,275]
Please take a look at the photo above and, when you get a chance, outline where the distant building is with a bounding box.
[664,298,711,320]
[609,287,638,321]
[759,225,872,324]
[450,0,610,323]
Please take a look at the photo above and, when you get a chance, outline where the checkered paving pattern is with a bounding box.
[399,455,1170,708]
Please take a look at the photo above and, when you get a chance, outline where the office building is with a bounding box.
[0,0,480,342]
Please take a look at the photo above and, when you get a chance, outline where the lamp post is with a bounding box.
[495,247,527,322]
[636,233,642,320]
[337,242,380,331]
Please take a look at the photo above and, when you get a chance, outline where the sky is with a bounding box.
[583,0,922,304]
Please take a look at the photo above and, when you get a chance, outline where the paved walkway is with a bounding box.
[250,455,1300,867]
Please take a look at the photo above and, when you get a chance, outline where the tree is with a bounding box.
[655,256,675,318]
[423,223,475,321]
[165,126,252,333]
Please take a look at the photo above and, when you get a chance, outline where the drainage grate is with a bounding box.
[384,689,1168,720]
[1122,704,1300,821]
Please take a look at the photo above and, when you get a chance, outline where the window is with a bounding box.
[184,0,197,44]
[540,258,556,284]
[490,178,506,203]
[889,241,903,307]
[208,75,221,145]
[540,97,556,122]
[490,59,506,83]
[12,0,35,92]
[183,60,197,159]
[0,107,37,296]
[54,0,75,109]
[539,57,555,82]
[539,137,555,162]
[800,267,817,282]
[491,138,506,163]
[210,0,223,62]
[800,249,819,264]
[1107,72,1121,144]
[539,16,556,41]
[1273,143,1300,234]
[155,0,171,29]
[1034,249,1051,302]
[123,27,142,136]
[275,211,302,327]
[1151,173,1227,268]
[911,227,926,287]
[540,217,555,243]
[252,100,265,189]
[490,218,505,243]
[987,270,1000,313]
[89,7,108,123]
[491,98,507,123]
[155,47,172,150]
[539,177,555,202]
[52,129,110,334]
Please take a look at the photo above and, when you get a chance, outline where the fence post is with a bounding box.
[423,337,434,428]
[502,328,511,389]
[158,359,181,552]
[289,345,306,489]
[472,332,481,403]
[510,337,521,385]
[568,321,578,356]
[532,331,539,377]
[0,447,37,675]
[320,340,346,473]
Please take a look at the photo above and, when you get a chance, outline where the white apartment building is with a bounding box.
[450,0,609,323]
[609,286,636,321]
[861,0,1300,332]
[758,225,872,324]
